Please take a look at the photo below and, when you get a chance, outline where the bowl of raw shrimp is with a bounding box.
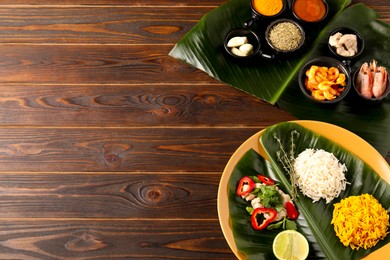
[353,59,389,102]
[298,56,351,104]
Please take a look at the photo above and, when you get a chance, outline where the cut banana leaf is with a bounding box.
[257,122,390,259]
[170,0,390,158]
[228,149,326,259]
[169,0,351,104]
[276,4,390,157]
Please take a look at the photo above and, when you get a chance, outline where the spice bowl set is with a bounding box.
[299,27,389,104]
[223,0,389,104]
[224,0,328,60]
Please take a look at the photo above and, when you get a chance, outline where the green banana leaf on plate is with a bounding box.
[228,122,390,259]
[169,0,390,158]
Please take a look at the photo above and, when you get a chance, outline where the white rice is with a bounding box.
[293,148,348,203]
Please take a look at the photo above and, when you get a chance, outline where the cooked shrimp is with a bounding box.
[372,66,388,98]
[328,67,340,81]
[356,62,373,98]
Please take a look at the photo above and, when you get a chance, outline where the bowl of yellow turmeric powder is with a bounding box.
[250,0,286,18]
[244,0,287,28]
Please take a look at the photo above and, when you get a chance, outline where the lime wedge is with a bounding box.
[272,230,309,260]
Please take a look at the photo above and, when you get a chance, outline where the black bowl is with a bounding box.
[298,56,351,104]
[244,0,287,28]
[224,28,261,59]
[352,63,390,102]
[328,27,364,60]
[250,0,286,19]
[265,19,305,54]
[292,0,328,23]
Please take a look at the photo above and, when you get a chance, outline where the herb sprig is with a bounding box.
[273,130,300,200]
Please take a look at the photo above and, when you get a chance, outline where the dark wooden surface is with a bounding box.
[0,1,388,259]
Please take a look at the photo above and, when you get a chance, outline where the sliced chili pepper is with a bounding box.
[236,176,255,196]
[251,207,277,230]
[285,201,299,220]
[258,174,275,185]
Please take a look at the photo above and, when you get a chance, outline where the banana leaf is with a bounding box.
[276,4,390,157]
[228,149,326,259]
[169,0,390,158]
[229,122,390,259]
[169,0,351,104]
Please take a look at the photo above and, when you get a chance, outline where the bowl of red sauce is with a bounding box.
[292,0,328,23]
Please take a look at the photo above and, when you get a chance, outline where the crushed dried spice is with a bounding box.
[268,22,302,51]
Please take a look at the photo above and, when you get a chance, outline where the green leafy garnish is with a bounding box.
[267,217,297,231]
[256,185,284,210]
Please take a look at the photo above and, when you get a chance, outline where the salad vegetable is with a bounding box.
[251,208,277,230]
[236,176,255,196]
[237,174,299,231]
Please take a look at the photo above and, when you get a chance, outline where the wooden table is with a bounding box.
[0,0,388,258]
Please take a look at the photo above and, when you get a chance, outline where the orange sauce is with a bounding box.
[252,0,283,16]
[293,0,327,22]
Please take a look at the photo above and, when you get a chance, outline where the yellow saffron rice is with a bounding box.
[331,194,389,250]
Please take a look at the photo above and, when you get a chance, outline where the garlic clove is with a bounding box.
[239,43,254,56]
[231,47,246,57]
[227,36,248,47]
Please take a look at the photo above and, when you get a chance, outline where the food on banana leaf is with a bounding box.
[237,174,299,231]
[272,230,310,260]
[328,32,358,57]
[355,60,388,99]
[227,36,254,57]
[292,0,327,22]
[252,0,284,17]
[293,148,349,203]
[304,65,346,101]
[331,194,389,250]
[267,20,304,52]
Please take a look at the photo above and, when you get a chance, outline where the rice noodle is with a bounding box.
[293,148,348,203]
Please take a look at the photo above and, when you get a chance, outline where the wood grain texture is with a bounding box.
[0,220,234,259]
[0,0,225,6]
[0,84,294,126]
[0,173,221,218]
[0,7,213,44]
[0,45,214,84]
[0,128,262,172]
[0,3,386,45]
[0,0,387,259]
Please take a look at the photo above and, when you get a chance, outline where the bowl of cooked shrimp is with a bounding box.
[353,59,389,101]
[298,56,351,104]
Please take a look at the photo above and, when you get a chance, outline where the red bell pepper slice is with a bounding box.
[236,176,255,196]
[258,174,275,185]
[285,201,299,220]
[251,207,277,230]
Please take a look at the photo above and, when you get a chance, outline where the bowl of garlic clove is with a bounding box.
[328,27,364,60]
[224,28,275,61]
[224,28,261,59]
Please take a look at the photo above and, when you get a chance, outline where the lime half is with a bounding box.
[272,230,309,260]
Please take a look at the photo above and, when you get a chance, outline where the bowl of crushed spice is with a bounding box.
[265,19,305,54]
